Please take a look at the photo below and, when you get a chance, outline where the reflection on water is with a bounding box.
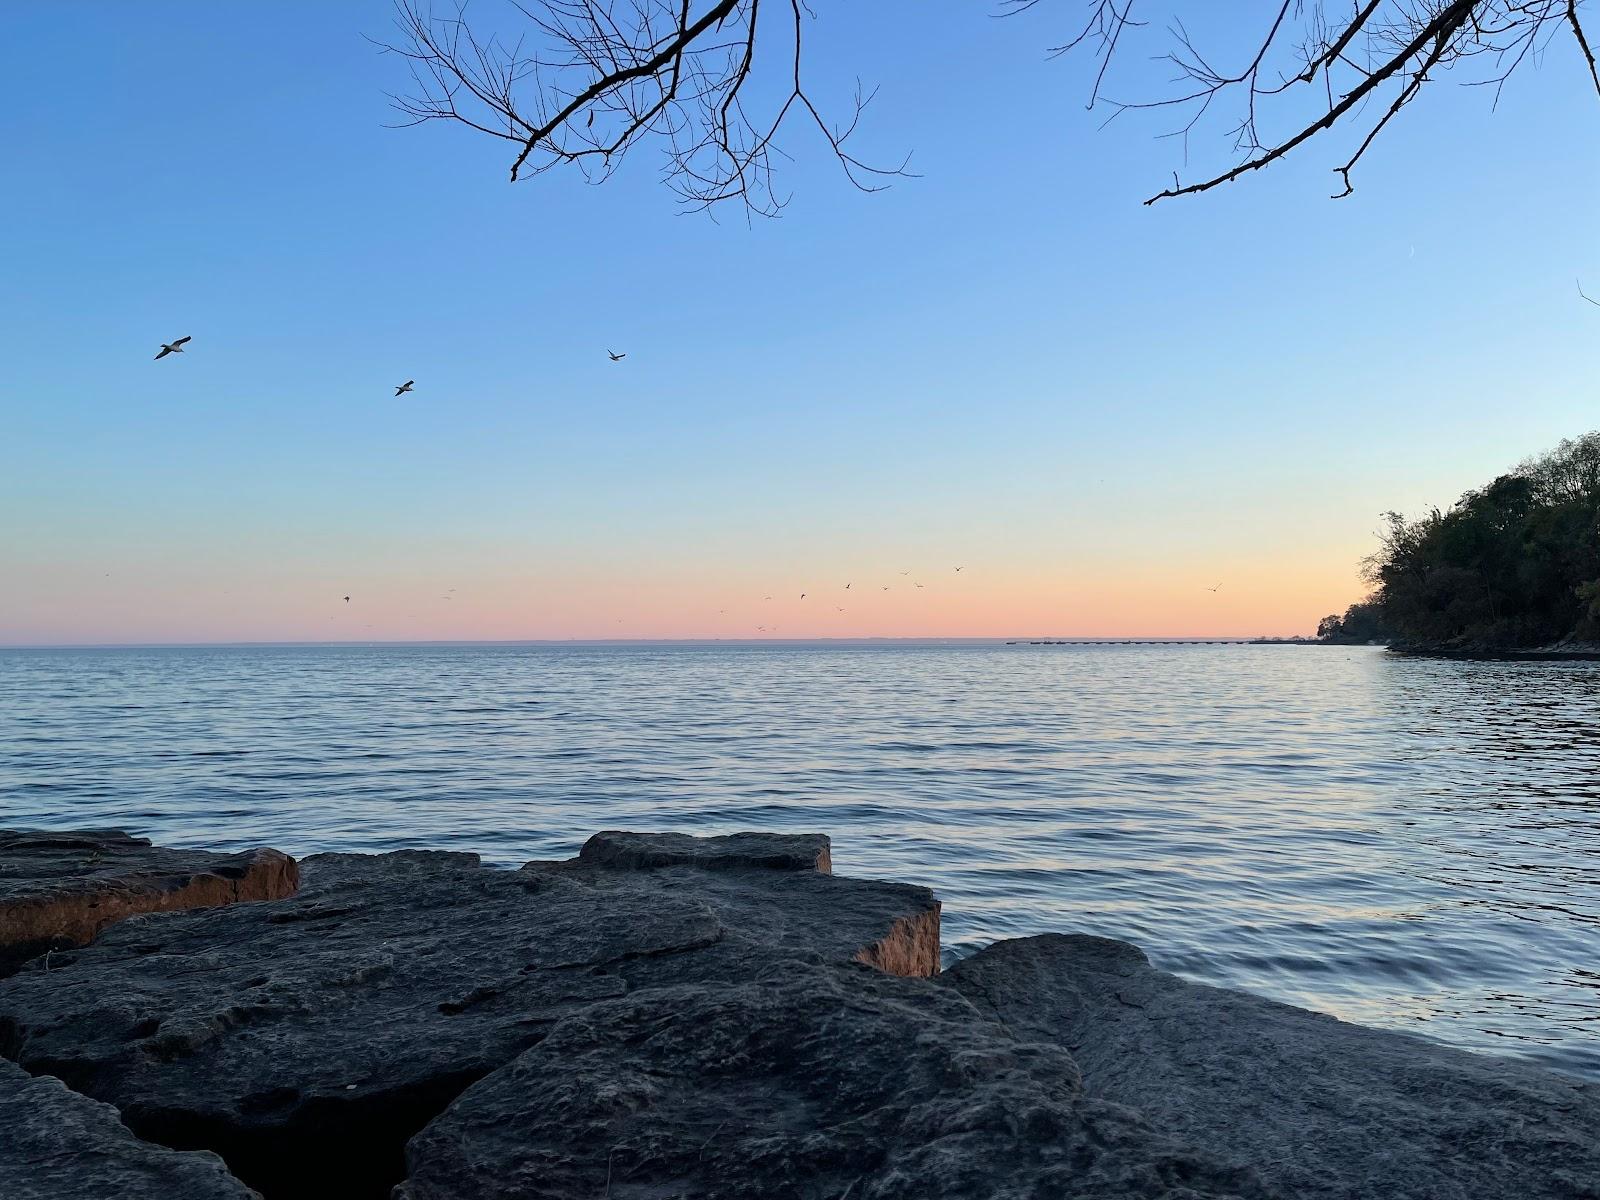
[2,643,1596,1077]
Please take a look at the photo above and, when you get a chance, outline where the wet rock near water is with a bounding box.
[0,1056,260,1200]
[945,933,1600,1200]
[0,832,935,1199]
[0,828,298,978]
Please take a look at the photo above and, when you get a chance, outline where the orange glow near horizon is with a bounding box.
[1,546,1369,645]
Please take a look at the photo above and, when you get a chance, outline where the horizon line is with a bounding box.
[0,635,1300,651]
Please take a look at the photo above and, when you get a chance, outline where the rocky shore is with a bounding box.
[2,828,1596,1199]
[1387,639,1600,660]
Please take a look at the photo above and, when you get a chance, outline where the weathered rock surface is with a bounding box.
[578,828,833,873]
[0,829,298,976]
[0,835,937,1199]
[397,961,1277,1200]
[556,833,938,977]
[945,934,1600,1200]
[0,1056,259,1199]
[8,829,1592,1200]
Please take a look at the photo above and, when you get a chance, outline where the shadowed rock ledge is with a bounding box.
[0,1056,261,1199]
[1,829,1595,1200]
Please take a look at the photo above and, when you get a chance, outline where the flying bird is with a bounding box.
[800,593,806,599]
[343,596,350,603]
[844,583,852,590]
[607,350,626,361]
[395,380,415,396]
[154,336,191,360]
[1206,583,1222,593]
[954,567,963,573]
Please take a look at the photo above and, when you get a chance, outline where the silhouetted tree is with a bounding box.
[1364,433,1600,648]
[381,1,1600,214]
[1317,600,1390,643]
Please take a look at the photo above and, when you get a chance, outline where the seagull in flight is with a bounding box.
[395,380,415,396]
[343,596,350,603]
[844,582,851,590]
[154,336,191,360]
[607,350,626,362]
[1206,583,1222,593]
[800,593,807,600]
[954,566,963,573]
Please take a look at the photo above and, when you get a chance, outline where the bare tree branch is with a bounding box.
[1015,0,1599,203]
[379,1,1600,213]
[378,0,910,216]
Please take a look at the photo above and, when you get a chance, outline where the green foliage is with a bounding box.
[1364,433,1600,648]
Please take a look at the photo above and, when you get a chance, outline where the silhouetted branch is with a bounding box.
[380,1,1600,212]
[1020,0,1600,203]
[378,0,910,215]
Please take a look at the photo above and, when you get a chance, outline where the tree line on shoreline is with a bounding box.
[1319,433,1600,650]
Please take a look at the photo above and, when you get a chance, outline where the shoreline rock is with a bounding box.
[395,962,1275,1200]
[0,829,298,978]
[576,828,834,873]
[0,831,936,1199]
[945,934,1600,1200]
[1386,638,1600,660]
[1,1057,260,1199]
[1,828,1594,1200]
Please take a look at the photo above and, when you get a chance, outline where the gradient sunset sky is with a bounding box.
[3,4,1596,645]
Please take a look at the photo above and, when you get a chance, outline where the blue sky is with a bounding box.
[2,3,1596,643]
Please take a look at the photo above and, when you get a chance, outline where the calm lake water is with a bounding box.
[2,642,1596,1078]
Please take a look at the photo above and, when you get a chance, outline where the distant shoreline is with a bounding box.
[9,638,1596,659]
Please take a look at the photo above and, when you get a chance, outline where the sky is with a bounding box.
[2,3,1596,645]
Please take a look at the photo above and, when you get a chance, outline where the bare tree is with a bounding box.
[381,1,1600,213]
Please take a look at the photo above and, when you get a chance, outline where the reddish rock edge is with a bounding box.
[0,834,299,970]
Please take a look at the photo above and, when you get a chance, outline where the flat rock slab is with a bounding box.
[0,829,298,976]
[397,962,1277,1200]
[0,1057,258,1199]
[945,934,1600,1200]
[0,835,937,1200]
[578,828,833,873]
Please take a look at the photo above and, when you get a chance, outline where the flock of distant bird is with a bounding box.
[153,336,1222,633]
[154,335,627,394]
[741,569,971,632]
